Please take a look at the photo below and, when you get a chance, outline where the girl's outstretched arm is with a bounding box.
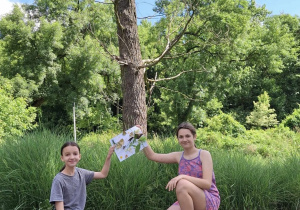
[136,124,180,164]
[143,144,180,164]
[94,146,115,179]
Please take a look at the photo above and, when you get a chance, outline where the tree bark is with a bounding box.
[114,0,147,133]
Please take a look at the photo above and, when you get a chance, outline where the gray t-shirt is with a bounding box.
[50,167,94,210]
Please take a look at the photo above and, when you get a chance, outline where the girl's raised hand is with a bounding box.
[107,145,115,158]
[136,124,142,132]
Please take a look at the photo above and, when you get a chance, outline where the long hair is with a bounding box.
[60,141,80,172]
[176,122,196,138]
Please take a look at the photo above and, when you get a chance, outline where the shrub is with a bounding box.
[281,105,300,132]
[0,88,37,140]
[205,112,246,137]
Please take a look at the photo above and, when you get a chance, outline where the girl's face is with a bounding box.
[177,128,196,149]
[60,146,81,168]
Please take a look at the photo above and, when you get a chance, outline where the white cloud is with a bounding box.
[0,0,14,17]
[0,0,24,18]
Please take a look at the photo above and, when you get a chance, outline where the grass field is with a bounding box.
[0,128,299,209]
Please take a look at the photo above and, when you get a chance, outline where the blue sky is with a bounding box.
[1,0,300,21]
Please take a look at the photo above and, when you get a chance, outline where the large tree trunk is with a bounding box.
[114,0,147,133]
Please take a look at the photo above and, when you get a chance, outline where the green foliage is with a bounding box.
[205,98,223,118]
[281,105,300,132]
[205,112,246,137]
[0,0,299,134]
[222,14,300,122]
[0,82,37,140]
[144,0,299,130]
[246,91,278,129]
[197,125,299,158]
[0,1,121,131]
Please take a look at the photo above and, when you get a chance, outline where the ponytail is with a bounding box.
[60,165,66,172]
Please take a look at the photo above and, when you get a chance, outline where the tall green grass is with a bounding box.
[213,151,300,209]
[0,129,299,209]
[0,128,72,209]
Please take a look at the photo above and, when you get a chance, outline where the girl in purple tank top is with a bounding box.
[143,122,220,210]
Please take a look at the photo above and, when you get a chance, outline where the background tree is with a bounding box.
[246,91,278,129]
[0,1,121,131]
[0,0,299,134]
[142,0,299,131]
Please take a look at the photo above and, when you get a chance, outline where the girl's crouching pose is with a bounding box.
[143,122,220,210]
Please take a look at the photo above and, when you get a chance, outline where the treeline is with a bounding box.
[0,0,299,137]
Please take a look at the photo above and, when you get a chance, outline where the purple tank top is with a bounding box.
[178,149,220,210]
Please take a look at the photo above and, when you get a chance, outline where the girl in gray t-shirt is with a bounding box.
[50,141,115,210]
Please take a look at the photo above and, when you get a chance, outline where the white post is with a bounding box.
[73,102,77,142]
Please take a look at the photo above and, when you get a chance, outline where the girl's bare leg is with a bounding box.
[169,179,206,210]
[167,205,181,210]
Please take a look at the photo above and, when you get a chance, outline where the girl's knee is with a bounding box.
[176,179,190,193]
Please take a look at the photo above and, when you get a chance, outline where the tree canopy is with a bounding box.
[0,0,299,135]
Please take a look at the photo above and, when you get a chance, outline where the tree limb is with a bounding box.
[147,68,206,82]
[155,85,203,102]
[139,11,195,69]
[88,25,128,65]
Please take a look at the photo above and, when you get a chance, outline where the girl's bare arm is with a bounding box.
[94,146,115,179]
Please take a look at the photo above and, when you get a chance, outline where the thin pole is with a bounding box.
[73,102,77,142]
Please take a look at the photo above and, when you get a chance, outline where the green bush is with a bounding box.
[205,112,246,137]
[0,88,37,140]
[197,125,299,158]
[281,105,300,132]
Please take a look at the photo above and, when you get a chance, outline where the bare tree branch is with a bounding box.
[147,72,157,106]
[147,68,207,82]
[100,89,123,110]
[88,25,129,65]
[95,0,114,5]
[156,85,203,102]
[139,11,195,69]
[137,14,163,20]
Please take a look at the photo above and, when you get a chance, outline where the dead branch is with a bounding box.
[156,85,203,102]
[95,1,114,4]
[139,11,195,69]
[147,68,207,82]
[88,25,129,65]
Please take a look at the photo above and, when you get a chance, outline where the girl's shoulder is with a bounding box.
[52,172,67,184]
[199,149,213,162]
[76,167,94,174]
[199,149,210,154]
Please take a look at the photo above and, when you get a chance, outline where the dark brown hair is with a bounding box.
[60,141,80,155]
[176,122,196,137]
[60,141,80,172]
